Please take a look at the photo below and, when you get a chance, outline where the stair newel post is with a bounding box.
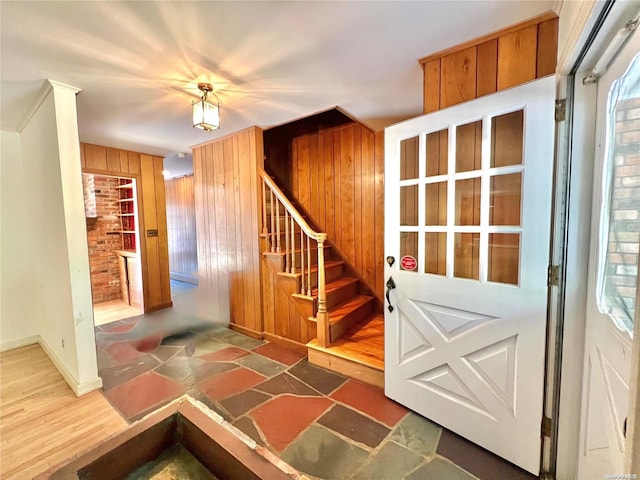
[284,210,290,272]
[306,236,312,295]
[270,190,276,253]
[300,231,306,294]
[316,235,330,348]
[290,215,296,273]
[261,179,268,236]
[275,198,281,253]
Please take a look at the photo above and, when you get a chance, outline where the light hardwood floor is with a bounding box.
[93,299,141,326]
[0,345,127,479]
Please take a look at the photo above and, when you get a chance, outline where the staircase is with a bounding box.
[259,168,384,387]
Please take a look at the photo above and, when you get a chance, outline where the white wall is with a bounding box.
[0,130,38,348]
[1,81,101,395]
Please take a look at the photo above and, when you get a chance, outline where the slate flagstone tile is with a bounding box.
[281,425,369,480]
[249,395,333,452]
[437,429,536,480]
[390,412,441,455]
[198,367,266,401]
[99,355,160,391]
[331,379,408,427]
[150,345,184,362]
[104,341,146,363]
[219,389,272,418]
[287,360,348,395]
[405,457,477,480]
[233,416,266,447]
[154,356,238,385]
[254,373,321,397]
[235,353,286,377]
[199,346,249,362]
[208,329,265,349]
[317,404,390,448]
[192,338,238,357]
[352,441,425,480]
[104,371,185,420]
[100,321,137,333]
[252,343,306,366]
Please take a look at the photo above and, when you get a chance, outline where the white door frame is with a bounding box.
[552,1,640,478]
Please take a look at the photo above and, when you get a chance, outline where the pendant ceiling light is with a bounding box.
[192,83,220,131]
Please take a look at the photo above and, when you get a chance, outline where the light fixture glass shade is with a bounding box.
[192,98,220,131]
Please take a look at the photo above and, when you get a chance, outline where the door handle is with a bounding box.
[386,276,396,312]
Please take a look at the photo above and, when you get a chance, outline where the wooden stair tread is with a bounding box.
[307,315,384,371]
[328,295,374,324]
[300,276,358,298]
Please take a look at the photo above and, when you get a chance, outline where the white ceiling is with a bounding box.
[1,1,556,159]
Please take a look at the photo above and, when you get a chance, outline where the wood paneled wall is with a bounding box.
[81,143,172,311]
[165,175,198,279]
[420,12,558,113]
[284,123,385,304]
[192,127,264,332]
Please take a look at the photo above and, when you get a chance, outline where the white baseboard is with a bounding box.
[0,335,39,352]
[38,337,103,397]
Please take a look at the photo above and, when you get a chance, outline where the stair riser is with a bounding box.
[325,281,359,310]
[306,263,343,288]
[330,300,374,343]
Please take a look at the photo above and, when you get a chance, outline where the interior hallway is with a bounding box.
[1,285,536,479]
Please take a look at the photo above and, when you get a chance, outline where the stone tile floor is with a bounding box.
[96,316,536,480]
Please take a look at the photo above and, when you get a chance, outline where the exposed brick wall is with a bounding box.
[84,174,122,304]
[603,97,640,327]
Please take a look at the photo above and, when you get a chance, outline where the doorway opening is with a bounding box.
[82,173,144,326]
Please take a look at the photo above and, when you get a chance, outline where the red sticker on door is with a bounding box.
[400,255,417,271]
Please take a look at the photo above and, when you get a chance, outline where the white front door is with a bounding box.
[384,76,556,475]
[578,26,640,479]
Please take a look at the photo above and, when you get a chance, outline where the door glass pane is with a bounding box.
[490,173,522,226]
[597,54,640,334]
[455,178,480,226]
[456,120,482,173]
[400,136,419,180]
[400,185,418,226]
[454,233,479,280]
[491,110,524,167]
[426,129,448,176]
[488,233,520,285]
[425,182,447,226]
[425,232,446,275]
[400,232,418,272]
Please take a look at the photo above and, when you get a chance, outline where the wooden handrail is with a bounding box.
[258,168,326,243]
[259,167,330,347]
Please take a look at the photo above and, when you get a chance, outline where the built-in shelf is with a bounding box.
[117,178,137,252]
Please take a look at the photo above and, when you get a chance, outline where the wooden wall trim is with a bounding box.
[418,11,557,66]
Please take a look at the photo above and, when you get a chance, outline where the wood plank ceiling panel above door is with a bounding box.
[419,11,558,114]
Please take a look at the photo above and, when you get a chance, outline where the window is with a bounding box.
[597,53,640,334]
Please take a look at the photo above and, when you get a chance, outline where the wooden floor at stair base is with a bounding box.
[0,344,127,480]
[307,315,384,388]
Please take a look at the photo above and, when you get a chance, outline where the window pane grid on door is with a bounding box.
[400,136,419,180]
[490,173,523,226]
[399,110,524,283]
[491,110,524,168]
